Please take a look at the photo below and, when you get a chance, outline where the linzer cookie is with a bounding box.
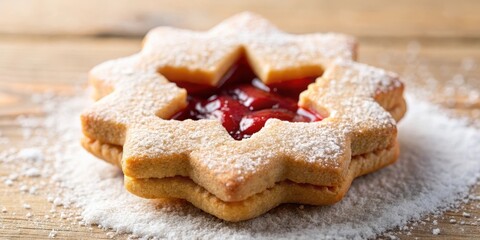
[80,12,406,221]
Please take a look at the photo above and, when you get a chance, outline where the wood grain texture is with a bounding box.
[0,0,479,38]
[0,0,480,238]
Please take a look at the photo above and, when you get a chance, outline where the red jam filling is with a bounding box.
[170,61,323,140]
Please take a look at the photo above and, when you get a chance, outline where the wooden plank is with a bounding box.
[0,0,479,38]
[0,37,479,238]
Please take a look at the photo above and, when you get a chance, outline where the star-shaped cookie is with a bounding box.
[81,12,406,221]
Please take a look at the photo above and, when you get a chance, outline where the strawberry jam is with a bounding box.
[170,60,322,140]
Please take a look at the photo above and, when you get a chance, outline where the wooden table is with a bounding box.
[0,1,479,239]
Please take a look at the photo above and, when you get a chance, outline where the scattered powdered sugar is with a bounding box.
[4,179,13,187]
[23,167,41,177]
[48,229,58,238]
[17,148,45,162]
[6,90,471,239]
[1,48,480,237]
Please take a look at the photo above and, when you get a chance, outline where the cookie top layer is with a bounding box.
[81,12,405,202]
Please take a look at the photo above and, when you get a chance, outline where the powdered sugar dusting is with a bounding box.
[2,90,474,239]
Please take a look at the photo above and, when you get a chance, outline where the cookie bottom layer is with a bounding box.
[82,136,399,221]
[129,144,397,221]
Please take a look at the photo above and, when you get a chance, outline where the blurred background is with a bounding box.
[0,0,478,38]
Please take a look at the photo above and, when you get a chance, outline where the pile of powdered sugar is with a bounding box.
[2,89,470,239]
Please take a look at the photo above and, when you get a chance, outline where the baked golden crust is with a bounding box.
[82,137,399,222]
[80,12,406,221]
